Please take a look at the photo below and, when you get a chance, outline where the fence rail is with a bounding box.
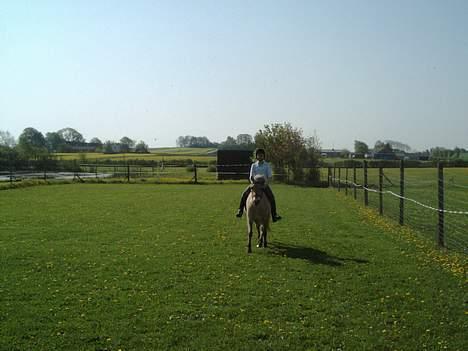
[329,161,467,254]
[1,162,326,185]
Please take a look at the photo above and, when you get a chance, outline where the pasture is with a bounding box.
[0,184,466,350]
[53,147,217,163]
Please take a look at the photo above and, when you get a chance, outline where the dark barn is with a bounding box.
[217,150,252,180]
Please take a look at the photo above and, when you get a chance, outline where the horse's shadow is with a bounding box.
[268,241,369,267]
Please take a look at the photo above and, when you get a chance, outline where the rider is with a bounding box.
[236,148,282,222]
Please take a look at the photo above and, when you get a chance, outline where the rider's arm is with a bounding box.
[249,163,255,183]
[265,162,273,183]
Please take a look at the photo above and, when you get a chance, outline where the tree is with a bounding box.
[0,144,19,162]
[374,140,385,152]
[0,130,16,147]
[254,123,318,183]
[374,140,394,157]
[135,141,149,153]
[45,132,66,152]
[236,134,253,145]
[385,140,411,152]
[103,140,115,154]
[90,137,102,145]
[354,140,369,154]
[222,136,237,146]
[57,128,85,143]
[17,127,48,159]
[120,137,135,153]
[89,137,103,152]
[176,135,217,148]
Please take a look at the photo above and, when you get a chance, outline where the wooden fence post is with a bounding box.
[345,167,349,195]
[332,166,336,188]
[338,167,341,192]
[379,167,383,215]
[127,164,130,182]
[353,163,357,200]
[328,167,331,187]
[363,161,368,206]
[438,162,445,247]
[194,163,198,184]
[399,160,404,225]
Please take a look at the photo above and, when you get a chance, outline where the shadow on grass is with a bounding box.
[268,241,369,267]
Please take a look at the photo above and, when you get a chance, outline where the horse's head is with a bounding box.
[250,176,265,205]
[253,174,266,186]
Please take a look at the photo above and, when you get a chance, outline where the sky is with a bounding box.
[1,0,467,151]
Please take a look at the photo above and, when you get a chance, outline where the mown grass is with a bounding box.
[0,184,466,350]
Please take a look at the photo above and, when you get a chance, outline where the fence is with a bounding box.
[0,162,326,185]
[328,160,468,254]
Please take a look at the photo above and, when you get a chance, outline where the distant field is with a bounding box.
[149,147,217,155]
[54,147,217,163]
[0,184,465,350]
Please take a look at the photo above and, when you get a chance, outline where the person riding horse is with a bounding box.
[236,148,282,222]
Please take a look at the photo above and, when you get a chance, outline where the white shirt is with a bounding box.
[249,161,273,184]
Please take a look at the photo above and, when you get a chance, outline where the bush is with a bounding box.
[305,168,321,186]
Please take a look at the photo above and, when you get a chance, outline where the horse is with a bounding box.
[245,175,271,253]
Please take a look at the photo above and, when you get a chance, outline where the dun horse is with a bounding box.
[245,175,271,253]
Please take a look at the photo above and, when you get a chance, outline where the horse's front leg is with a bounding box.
[256,224,263,248]
[247,220,253,253]
[263,227,267,248]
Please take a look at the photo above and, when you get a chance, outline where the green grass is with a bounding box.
[54,148,217,163]
[0,184,466,350]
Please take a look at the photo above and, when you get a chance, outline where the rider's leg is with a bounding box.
[264,186,281,221]
[236,186,251,217]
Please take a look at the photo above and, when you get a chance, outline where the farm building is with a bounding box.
[320,149,346,158]
[216,150,252,180]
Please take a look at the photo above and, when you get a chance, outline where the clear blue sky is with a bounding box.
[1,0,467,151]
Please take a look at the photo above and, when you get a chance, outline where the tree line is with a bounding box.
[0,127,150,160]
[175,134,255,150]
[353,139,467,160]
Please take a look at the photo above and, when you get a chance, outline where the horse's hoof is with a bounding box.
[256,244,260,248]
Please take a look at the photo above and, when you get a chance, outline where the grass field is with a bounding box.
[54,148,217,163]
[0,184,466,350]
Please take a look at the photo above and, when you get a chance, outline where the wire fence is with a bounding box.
[328,161,468,254]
